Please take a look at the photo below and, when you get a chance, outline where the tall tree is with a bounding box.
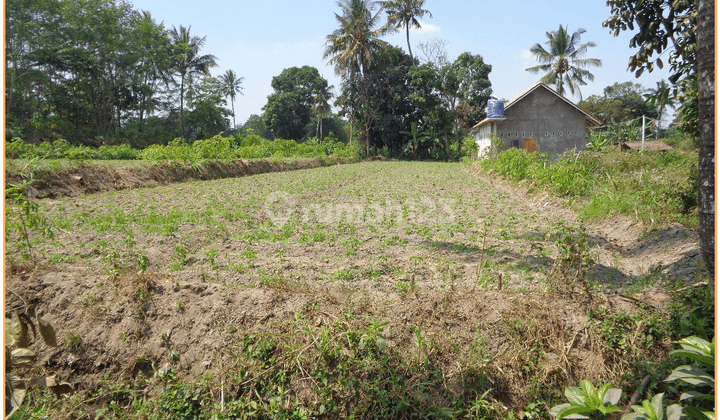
[185,75,230,139]
[381,0,432,60]
[579,81,658,124]
[411,52,492,158]
[312,84,333,140]
[604,0,714,286]
[133,10,174,135]
[525,25,602,99]
[220,69,244,130]
[696,0,714,288]
[361,45,418,153]
[324,0,389,152]
[645,80,673,139]
[263,66,330,140]
[169,25,217,138]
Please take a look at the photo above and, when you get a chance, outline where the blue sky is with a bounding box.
[128,0,674,125]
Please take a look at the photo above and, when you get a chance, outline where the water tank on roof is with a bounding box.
[486,98,504,119]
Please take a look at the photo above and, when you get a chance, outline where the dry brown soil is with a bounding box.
[4,160,705,410]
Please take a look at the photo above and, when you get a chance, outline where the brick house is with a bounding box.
[473,83,602,158]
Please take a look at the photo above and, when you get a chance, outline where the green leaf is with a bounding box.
[683,406,715,420]
[556,405,593,420]
[550,403,572,417]
[666,365,714,387]
[680,391,714,401]
[650,393,665,420]
[671,336,714,368]
[565,386,586,406]
[666,404,683,420]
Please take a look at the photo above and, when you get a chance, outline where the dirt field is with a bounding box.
[4,161,706,415]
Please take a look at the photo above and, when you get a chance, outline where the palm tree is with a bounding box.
[313,85,333,140]
[697,0,715,287]
[645,79,672,140]
[324,0,388,150]
[381,0,432,61]
[525,25,601,99]
[169,25,218,137]
[220,69,244,130]
[324,0,388,79]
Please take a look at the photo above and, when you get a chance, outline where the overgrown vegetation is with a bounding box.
[479,148,698,227]
[6,134,360,162]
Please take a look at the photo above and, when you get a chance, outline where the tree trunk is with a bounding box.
[697,0,715,292]
[406,25,413,60]
[443,131,450,160]
[231,97,236,130]
[180,76,185,138]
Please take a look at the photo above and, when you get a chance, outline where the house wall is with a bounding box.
[495,87,587,157]
[474,124,492,158]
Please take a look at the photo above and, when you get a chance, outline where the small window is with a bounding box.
[567,131,571,136]
[522,132,525,137]
[545,131,548,136]
[559,131,563,137]
[575,131,578,136]
[529,132,533,137]
[552,131,555,136]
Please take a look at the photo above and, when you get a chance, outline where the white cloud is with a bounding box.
[411,21,440,34]
[518,49,534,61]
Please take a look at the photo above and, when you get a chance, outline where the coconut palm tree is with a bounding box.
[697,0,715,287]
[324,0,388,149]
[324,0,388,79]
[525,25,601,99]
[645,79,672,140]
[220,69,244,130]
[169,25,218,137]
[381,0,432,61]
[312,85,333,140]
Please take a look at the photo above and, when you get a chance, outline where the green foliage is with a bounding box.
[547,223,594,293]
[562,336,715,420]
[665,336,715,420]
[622,393,682,420]
[603,0,697,137]
[5,138,141,160]
[481,148,698,227]
[138,134,359,162]
[263,66,331,141]
[549,380,622,420]
[579,81,658,125]
[525,25,601,98]
[5,180,55,261]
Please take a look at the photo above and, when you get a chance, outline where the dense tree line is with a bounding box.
[5,0,234,146]
[6,0,493,160]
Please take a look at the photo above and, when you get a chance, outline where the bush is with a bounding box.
[481,147,698,226]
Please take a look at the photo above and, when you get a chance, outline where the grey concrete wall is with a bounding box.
[495,87,587,157]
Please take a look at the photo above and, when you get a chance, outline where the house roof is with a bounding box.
[472,82,603,130]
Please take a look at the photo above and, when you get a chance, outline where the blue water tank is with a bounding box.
[486,98,504,118]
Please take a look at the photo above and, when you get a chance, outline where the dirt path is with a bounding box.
[4,161,704,410]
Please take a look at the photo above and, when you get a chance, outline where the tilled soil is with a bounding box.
[4,160,705,409]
